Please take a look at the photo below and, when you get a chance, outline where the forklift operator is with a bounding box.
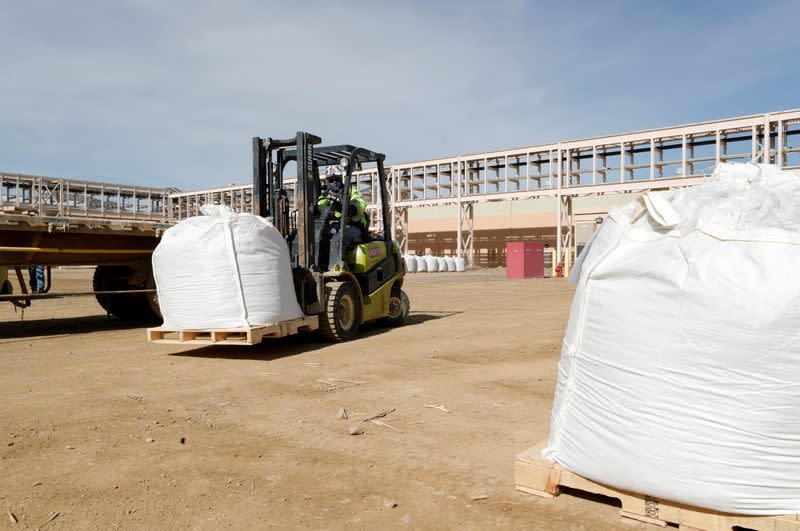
[317,168,368,249]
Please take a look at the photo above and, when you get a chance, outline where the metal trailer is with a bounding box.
[0,172,173,320]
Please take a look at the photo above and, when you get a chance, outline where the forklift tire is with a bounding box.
[319,281,361,342]
[1,279,12,295]
[93,265,161,323]
[381,287,410,327]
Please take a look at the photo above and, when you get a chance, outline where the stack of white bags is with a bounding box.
[544,163,800,514]
[403,254,464,273]
[152,205,303,329]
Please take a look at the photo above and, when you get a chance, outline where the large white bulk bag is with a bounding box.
[436,257,447,272]
[445,256,456,272]
[153,205,303,329]
[544,163,800,515]
[454,257,465,272]
[404,255,417,273]
[416,255,428,272]
[424,255,438,272]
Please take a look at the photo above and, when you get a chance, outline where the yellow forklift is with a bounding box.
[252,132,410,341]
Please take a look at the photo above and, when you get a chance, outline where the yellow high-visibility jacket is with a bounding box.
[317,189,367,228]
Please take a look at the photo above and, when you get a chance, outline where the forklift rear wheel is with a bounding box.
[319,281,361,342]
[381,287,410,327]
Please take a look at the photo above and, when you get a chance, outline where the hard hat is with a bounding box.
[322,166,344,180]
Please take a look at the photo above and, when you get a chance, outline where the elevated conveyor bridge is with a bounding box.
[167,109,800,266]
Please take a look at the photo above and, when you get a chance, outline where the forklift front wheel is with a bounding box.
[319,281,361,342]
[381,287,410,327]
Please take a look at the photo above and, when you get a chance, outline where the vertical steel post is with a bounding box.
[763,114,771,163]
[252,137,266,217]
[526,153,531,190]
[556,144,562,263]
[681,135,687,177]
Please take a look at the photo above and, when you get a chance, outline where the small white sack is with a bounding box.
[404,255,417,273]
[424,255,439,272]
[153,205,303,329]
[545,163,800,514]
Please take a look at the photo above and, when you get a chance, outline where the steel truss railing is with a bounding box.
[171,110,800,266]
[0,173,174,223]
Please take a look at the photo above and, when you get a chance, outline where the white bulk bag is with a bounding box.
[153,205,303,329]
[445,256,456,272]
[416,255,428,272]
[436,257,447,272]
[404,255,417,273]
[424,255,438,272]
[454,257,466,272]
[544,163,800,514]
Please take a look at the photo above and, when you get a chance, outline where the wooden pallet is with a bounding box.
[147,315,319,346]
[515,440,800,531]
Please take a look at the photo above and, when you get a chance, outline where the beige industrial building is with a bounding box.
[406,195,623,267]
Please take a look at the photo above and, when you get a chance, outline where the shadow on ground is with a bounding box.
[358,310,462,337]
[168,310,463,361]
[0,314,147,340]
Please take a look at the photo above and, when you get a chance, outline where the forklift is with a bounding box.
[252,131,410,342]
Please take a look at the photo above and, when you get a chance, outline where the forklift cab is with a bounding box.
[252,132,408,341]
[253,133,390,268]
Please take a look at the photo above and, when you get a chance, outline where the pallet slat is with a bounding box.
[515,440,800,531]
[146,315,319,346]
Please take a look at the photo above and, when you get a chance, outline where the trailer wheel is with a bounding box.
[319,281,361,342]
[381,287,410,327]
[93,265,160,323]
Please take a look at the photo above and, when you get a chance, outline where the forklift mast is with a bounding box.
[253,132,321,270]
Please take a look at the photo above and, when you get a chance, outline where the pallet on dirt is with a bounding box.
[515,440,800,531]
[147,315,319,346]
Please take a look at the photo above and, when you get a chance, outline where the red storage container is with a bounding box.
[506,242,544,279]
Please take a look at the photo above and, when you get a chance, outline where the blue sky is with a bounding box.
[1,0,798,190]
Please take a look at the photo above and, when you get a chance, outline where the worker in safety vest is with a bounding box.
[317,167,368,248]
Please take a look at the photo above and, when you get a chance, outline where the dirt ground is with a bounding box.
[0,268,649,530]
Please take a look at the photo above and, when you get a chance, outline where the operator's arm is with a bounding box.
[317,193,342,219]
